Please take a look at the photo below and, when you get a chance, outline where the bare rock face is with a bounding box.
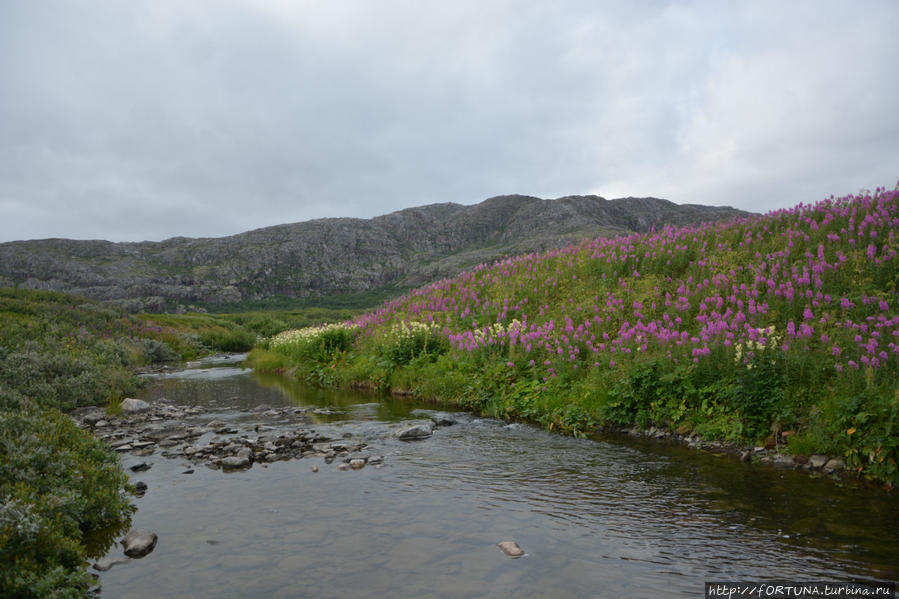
[122,529,158,558]
[0,195,748,311]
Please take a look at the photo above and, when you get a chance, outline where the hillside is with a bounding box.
[253,186,899,485]
[0,195,746,311]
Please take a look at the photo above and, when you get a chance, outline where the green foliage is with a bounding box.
[0,389,132,598]
[0,288,226,595]
[248,188,899,485]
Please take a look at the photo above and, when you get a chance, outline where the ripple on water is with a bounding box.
[96,369,899,598]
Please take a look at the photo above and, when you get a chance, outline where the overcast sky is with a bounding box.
[1,1,896,243]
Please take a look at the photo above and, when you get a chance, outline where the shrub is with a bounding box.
[0,388,132,598]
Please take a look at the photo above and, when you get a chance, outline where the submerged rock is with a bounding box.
[93,556,131,571]
[497,541,525,558]
[122,529,158,558]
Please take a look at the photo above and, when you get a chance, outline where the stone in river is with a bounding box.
[497,541,526,558]
[430,414,456,427]
[130,462,151,472]
[349,458,366,470]
[221,456,251,470]
[122,529,158,558]
[120,398,151,414]
[397,423,433,440]
[205,419,229,432]
[93,556,131,571]
[823,458,845,473]
[809,454,828,469]
[133,481,148,496]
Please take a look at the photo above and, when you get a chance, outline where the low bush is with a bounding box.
[0,388,132,598]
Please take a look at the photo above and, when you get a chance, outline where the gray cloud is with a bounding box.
[1,0,897,242]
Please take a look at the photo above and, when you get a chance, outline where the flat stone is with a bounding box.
[130,462,151,472]
[92,556,131,571]
[221,456,251,470]
[497,541,525,558]
[349,458,366,470]
[120,398,151,414]
[337,463,351,471]
[122,529,157,558]
[397,423,433,440]
[772,455,795,468]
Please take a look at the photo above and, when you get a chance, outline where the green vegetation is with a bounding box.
[251,188,899,486]
[0,290,236,596]
[0,288,357,597]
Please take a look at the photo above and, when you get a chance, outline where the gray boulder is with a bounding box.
[120,398,151,414]
[122,529,157,558]
[397,423,433,440]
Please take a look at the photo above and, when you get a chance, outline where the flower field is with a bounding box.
[254,187,899,485]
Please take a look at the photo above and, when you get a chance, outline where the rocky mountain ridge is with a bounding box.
[0,194,749,311]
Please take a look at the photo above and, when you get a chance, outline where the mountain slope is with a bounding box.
[0,194,747,311]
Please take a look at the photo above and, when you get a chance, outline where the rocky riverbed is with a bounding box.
[72,398,458,477]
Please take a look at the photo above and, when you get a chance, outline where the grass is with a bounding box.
[252,186,899,487]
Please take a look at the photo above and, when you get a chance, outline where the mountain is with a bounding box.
[0,194,749,311]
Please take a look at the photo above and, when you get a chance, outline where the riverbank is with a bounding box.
[249,187,899,488]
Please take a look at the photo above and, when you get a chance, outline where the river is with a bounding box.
[95,356,898,598]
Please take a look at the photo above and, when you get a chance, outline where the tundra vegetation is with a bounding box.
[0,289,348,597]
[251,187,899,486]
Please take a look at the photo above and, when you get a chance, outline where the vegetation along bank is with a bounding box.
[0,290,344,597]
[250,187,899,487]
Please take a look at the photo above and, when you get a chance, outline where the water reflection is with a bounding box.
[97,367,899,598]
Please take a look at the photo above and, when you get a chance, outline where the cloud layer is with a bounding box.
[1,1,897,242]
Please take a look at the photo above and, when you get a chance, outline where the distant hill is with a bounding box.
[0,194,748,311]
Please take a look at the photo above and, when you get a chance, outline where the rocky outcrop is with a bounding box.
[0,195,749,310]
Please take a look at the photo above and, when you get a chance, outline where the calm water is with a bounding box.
[97,358,899,598]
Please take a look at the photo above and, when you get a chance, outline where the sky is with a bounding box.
[1,1,897,243]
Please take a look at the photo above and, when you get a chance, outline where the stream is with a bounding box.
[93,356,898,598]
